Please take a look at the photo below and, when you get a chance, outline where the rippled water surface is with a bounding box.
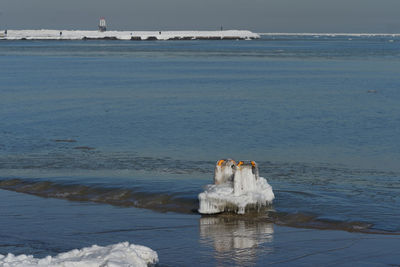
[1,35,400,265]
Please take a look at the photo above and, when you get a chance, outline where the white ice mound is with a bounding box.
[0,242,158,267]
[199,160,274,214]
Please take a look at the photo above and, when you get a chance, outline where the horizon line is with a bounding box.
[257,32,400,36]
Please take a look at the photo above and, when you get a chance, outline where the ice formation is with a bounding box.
[214,159,236,184]
[198,160,274,214]
[0,242,158,267]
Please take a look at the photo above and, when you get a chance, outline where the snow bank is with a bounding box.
[198,160,274,214]
[0,30,260,40]
[0,242,158,267]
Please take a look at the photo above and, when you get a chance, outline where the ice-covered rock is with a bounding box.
[234,161,259,196]
[199,160,274,214]
[214,159,236,185]
[0,242,158,267]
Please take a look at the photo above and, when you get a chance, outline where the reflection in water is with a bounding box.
[199,216,274,266]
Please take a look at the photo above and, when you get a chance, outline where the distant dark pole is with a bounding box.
[220,26,223,31]
[5,29,7,35]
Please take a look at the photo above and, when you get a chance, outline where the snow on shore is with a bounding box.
[0,29,259,40]
[0,242,158,267]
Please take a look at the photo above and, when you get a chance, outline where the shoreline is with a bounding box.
[0,29,259,40]
[0,177,398,235]
[1,188,399,266]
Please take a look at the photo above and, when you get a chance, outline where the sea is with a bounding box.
[1,35,400,266]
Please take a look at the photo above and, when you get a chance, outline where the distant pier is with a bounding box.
[0,30,260,41]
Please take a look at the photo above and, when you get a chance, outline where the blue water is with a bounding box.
[1,37,399,168]
[1,36,400,265]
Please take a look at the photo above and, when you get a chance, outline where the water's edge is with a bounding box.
[0,177,396,235]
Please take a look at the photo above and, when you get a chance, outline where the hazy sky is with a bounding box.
[1,0,400,33]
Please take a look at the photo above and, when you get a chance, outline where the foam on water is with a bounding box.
[198,160,274,214]
[0,242,158,267]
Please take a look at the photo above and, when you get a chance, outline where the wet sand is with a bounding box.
[0,189,399,266]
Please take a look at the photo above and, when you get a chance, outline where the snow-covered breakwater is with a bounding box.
[0,242,158,267]
[0,30,259,40]
[258,32,400,37]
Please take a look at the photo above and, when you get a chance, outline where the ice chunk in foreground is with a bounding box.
[199,160,274,214]
[0,242,158,267]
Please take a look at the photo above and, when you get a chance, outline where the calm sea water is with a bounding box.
[1,36,400,265]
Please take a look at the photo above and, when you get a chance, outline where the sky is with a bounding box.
[1,0,400,33]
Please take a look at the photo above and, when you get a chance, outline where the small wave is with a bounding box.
[1,152,398,180]
[0,178,199,214]
[0,178,397,235]
[202,212,399,235]
[266,211,379,234]
[275,189,320,197]
[0,152,214,175]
